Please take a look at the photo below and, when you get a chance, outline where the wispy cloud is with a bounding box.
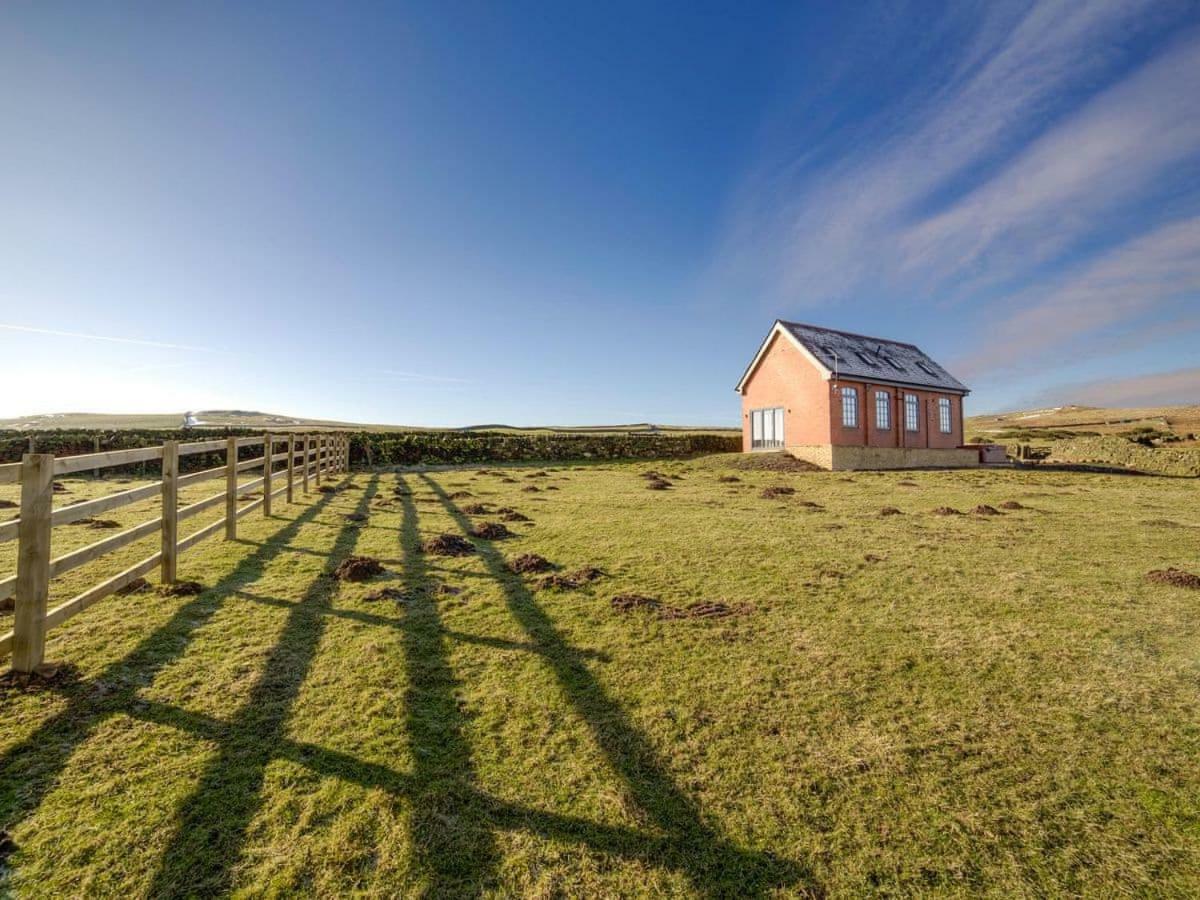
[718,0,1184,304]
[899,31,1200,292]
[957,216,1200,377]
[0,323,219,353]
[1025,366,1200,408]
[375,368,471,384]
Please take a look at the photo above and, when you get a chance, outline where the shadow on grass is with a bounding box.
[390,475,501,894]
[420,474,815,897]
[0,478,352,889]
[145,475,380,897]
[1,469,814,896]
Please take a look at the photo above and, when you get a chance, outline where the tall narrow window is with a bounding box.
[841,387,858,428]
[938,397,952,434]
[875,390,891,430]
[904,394,919,432]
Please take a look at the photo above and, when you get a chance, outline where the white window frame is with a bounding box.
[938,397,952,434]
[841,387,858,428]
[874,390,891,430]
[904,394,919,432]
[750,406,785,450]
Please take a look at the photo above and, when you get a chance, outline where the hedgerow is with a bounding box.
[0,429,740,472]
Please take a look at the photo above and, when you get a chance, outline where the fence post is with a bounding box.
[262,433,273,516]
[225,436,238,540]
[161,440,179,584]
[286,434,295,504]
[12,454,54,674]
[302,434,310,493]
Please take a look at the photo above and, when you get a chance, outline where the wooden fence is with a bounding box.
[0,432,351,674]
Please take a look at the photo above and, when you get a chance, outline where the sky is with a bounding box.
[2,0,1198,426]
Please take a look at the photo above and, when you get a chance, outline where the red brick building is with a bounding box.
[735,320,979,470]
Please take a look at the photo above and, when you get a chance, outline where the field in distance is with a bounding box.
[967,404,1200,442]
[0,410,738,435]
[1,454,1198,894]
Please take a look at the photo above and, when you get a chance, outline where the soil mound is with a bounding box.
[898,481,919,487]
[344,512,368,523]
[334,556,384,581]
[645,478,672,490]
[716,475,740,483]
[932,506,962,516]
[470,521,512,540]
[536,566,605,591]
[0,500,15,510]
[732,453,820,473]
[510,553,553,574]
[611,593,660,613]
[1146,568,1200,589]
[448,491,473,500]
[317,485,337,494]
[116,578,150,596]
[159,581,205,597]
[364,587,408,602]
[526,471,549,478]
[69,517,121,529]
[760,486,795,499]
[497,508,530,522]
[879,507,903,516]
[522,485,541,493]
[972,505,1002,516]
[52,482,69,493]
[422,533,475,556]
[999,500,1025,510]
[659,601,751,620]
[462,503,490,515]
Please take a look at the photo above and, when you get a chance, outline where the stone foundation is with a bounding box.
[784,444,980,471]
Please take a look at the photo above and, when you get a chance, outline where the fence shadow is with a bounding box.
[2,470,815,895]
[0,483,351,843]
[145,475,379,897]
[420,475,814,897]
[392,475,500,894]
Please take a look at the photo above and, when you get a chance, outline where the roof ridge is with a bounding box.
[778,319,920,350]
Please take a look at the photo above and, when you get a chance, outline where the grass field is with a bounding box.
[1,456,1199,896]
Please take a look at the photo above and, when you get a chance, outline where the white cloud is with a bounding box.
[715,1,1197,306]
[1029,366,1200,408]
[957,215,1200,377]
[0,322,218,353]
[898,32,1200,290]
[374,369,470,384]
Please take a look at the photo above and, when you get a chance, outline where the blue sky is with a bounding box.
[2,1,1198,425]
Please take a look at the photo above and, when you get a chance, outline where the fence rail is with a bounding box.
[1,431,352,673]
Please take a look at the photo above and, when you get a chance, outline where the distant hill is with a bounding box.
[0,410,382,431]
[0,410,738,435]
[967,404,1200,444]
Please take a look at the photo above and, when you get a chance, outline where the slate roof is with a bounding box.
[739,320,970,394]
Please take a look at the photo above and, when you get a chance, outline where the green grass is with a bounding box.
[1,457,1199,896]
